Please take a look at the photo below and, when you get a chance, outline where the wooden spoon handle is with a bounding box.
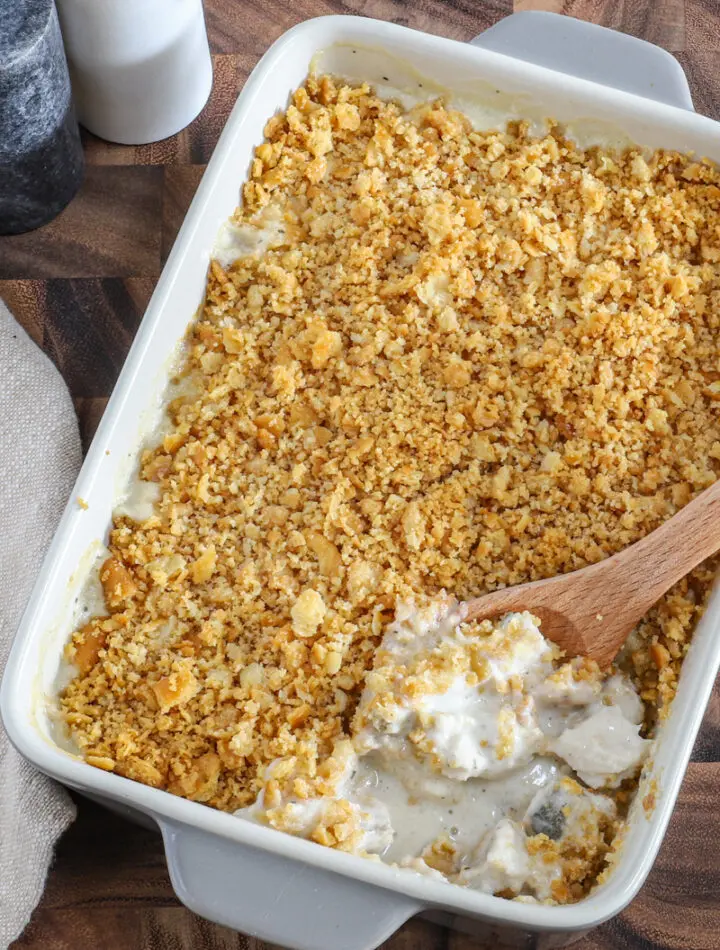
[600,476,720,614]
[464,477,720,667]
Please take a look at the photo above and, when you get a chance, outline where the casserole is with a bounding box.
[3,11,720,949]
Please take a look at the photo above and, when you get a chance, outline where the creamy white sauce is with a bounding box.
[352,753,560,863]
[455,777,617,898]
[241,602,651,894]
[419,677,543,780]
[550,705,650,789]
[114,480,161,522]
[458,818,540,896]
[353,607,556,782]
[212,205,286,269]
[70,544,111,630]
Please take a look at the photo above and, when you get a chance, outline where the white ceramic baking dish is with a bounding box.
[3,12,720,950]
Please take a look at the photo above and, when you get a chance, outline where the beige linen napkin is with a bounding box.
[0,299,80,947]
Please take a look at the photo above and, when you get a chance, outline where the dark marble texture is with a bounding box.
[0,0,83,234]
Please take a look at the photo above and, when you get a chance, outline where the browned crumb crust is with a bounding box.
[61,76,720,895]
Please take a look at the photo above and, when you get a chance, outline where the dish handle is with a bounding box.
[471,10,693,111]
[160,818,423,950]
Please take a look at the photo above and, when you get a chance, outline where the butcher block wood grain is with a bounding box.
[2,0,719,948]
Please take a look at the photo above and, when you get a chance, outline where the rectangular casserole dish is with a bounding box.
[3,12,720,950]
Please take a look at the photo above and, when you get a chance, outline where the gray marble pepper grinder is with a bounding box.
[0,0,84,235]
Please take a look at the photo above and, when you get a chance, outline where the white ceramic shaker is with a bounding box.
[55,0,213,145]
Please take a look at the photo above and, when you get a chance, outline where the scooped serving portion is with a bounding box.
[241,601,649,902]
[59,72,720,904]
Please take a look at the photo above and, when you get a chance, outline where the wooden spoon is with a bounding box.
[463,478,720,668]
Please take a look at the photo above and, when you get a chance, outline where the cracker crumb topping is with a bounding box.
[60,75,720,901]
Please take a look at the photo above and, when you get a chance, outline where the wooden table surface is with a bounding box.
[2,0,719,947]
